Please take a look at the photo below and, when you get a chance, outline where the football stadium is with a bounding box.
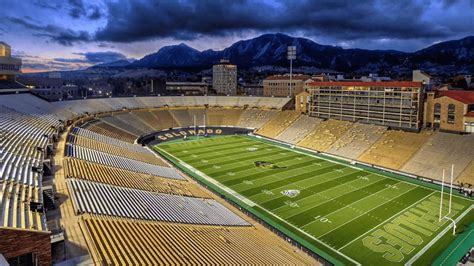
[1,90,473,265]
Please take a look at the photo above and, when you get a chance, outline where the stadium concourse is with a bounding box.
[0,92,473,264]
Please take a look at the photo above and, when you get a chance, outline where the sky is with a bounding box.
[1,0,473,73]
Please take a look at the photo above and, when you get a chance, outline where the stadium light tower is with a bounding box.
[287,46,296,97]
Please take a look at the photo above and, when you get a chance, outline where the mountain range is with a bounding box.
[93,33,474,75]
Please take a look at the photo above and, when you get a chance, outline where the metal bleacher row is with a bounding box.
[84,121,137,143]
[71,127,148,154]
[3,92,474,265]
[0,98,64,231]
[68,134,164,165]
[81,214,313,265]
[100,116,149,136]
[0,94,316,265]
[64,144,185,180]
[67,178,250,226]
[63,157,209,198]
[52,96,291,119]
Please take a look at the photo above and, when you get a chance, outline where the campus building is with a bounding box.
[412,70,435,91]
[424,90,474,133]
[263,74,311,97]
[18,77,78,100]
[306,81,423,130]
[212,60,237,95]
[165,82,209,95]
[0,42,28,93]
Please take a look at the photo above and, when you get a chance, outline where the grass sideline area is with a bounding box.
[153,135,474,265]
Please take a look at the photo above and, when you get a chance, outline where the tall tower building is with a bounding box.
[212,59,237,95]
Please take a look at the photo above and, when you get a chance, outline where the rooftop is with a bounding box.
[438,90,474,104]
[307,81,423,88]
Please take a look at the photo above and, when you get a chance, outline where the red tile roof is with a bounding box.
[465,111,474,117]
[307,81,423,88]
[438,90,474,104]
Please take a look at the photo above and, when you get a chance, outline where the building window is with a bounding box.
[447,104,455,124]
[434,103,441,123]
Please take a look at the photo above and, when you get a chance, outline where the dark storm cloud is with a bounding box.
[7,16,91,46]
[98,43,114,48]
[73,51,128,63]
[24,61,80,71]
[33,0,62,10]
[88,6,102,20]
[51,51,128,69]
[68,0,86,18]
[95,0,471,43]
[53,58,88,63]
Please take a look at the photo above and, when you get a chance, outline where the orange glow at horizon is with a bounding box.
[21,68,50,73]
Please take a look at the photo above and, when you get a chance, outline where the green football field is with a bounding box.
[154,135,473,265]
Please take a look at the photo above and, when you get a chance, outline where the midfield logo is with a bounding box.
[281,189,300,198]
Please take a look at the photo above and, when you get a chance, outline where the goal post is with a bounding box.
[439,169,445,222]
[439,164,457,235]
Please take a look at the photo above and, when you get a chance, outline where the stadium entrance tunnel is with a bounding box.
[138,126,254,145]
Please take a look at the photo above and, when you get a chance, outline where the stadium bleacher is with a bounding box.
[169,108,194,127]
[67,178,250,226]
[51,96,291,118]
[114,112,155,134]
[298,119,354,152]
[0,94,311,265]
[65,144,185,180]
[236,109,279,128]
[81,215,313,265]
[401,132,474,181]
[63,158,208,198]
[457,161,474,184]
[207,107,242,126]
[0,80,26,90]
[256,110,300,138]
[71,127,148,154]
[4,92,474,265]
[0,100,61,231]
[84,121,137,143]
[276,115,323,144]
[326,123,387,159]
[129,110,161,130]
[149,109,179,129]
[358,129,433,170]
[68,135,166,165]
[100,116,144,136]
[187,107,207,126]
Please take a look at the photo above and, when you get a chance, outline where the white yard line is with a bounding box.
[275,175,380,216]
[406,204,474,265]
[157,145,362,265]
[300,180,405,230]
[338,191,436,251]
[252,135,473,202]
[257,169,362,206]
[315,184,417,238]
[158,136,473,265]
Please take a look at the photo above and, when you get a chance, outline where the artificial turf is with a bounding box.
[155,135,473,265]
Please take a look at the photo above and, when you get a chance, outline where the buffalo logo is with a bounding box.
[281,190,300,198]
[255,161,286,169]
